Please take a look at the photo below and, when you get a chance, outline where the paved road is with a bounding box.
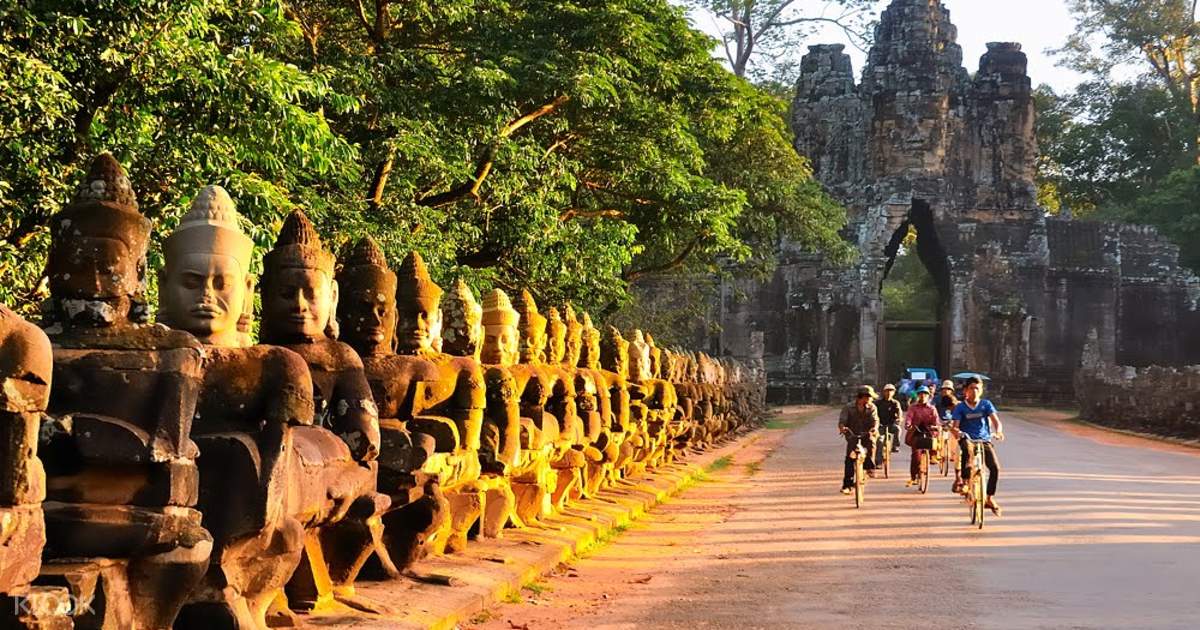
[472,406,1200,630]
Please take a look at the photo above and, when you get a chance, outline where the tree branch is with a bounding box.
[417,95,569,208]
[559,208,626,222]
[368,154,393,211]
[622,232,709,281]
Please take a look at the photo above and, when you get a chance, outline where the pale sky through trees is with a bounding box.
[683,0,1088,93]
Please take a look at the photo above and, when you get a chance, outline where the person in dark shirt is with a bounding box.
[876,383,903,462]
[837,385,880,494]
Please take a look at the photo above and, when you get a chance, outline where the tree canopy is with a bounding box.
[0,0,849,318]
[1039,0,1200,271]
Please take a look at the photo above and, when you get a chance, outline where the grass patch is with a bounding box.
[502,589,522,604]
[471,609,498,623]
[706,455,733,473]
[523,580,549,596]
[745,461,762,476]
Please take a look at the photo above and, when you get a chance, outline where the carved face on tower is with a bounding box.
[545,307,566,365]
[481,289,520,366]
[336,237,397,357]
[46,154,151,328]
[600,326,630,379]
[159,186,254,347]
[517,290,547,365]
[441,279,483,359]
[260,210,338,344]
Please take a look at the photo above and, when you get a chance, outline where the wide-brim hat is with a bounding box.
[882,383,896,391]
[857,385,877,398]
[940,380,955,390]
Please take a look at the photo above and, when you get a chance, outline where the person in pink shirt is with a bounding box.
[904,387,941,487]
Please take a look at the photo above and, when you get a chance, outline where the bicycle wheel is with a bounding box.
[883,439,891,479]
[919,450,929,494]
[940,438,950,476]
[855,459,865,508]
[974,471,985,529]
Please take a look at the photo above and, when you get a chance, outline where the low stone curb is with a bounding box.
[306,431,761,629]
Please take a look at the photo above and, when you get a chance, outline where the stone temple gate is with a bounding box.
[717,0,1200,403]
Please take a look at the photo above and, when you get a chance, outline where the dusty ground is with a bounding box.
[467,405,1200,630]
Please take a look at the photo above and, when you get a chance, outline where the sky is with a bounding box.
[683,0,1091,93]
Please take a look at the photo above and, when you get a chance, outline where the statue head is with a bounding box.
[562,304,582,368]
[545,307,566,364]
[517,290,546,364]
[481,289,520,366]
[159,185,255,347]
[46,153,151,328]
[441,279,482,360]
[394,251,443,355]
[628,329,653,382]
[336,237,397,357]
[579,312,601,370]
[600,326,629,379]
[260,210,338,344]
[645,332,663,378]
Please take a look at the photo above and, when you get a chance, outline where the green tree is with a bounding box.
[0,0,847,319]
[680,0,874,81]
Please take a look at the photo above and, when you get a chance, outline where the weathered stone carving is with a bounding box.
[259,210,387,615]
[0,303,66,628]
[159,186,316,629]
[38,153,213,629]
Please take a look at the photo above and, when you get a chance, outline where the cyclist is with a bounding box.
[838,385,880,494]
[951,376,1004,515]
[935,380,958,421]
[904,386,940,487]
[877,383,903,460]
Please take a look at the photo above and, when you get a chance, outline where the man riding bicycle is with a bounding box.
[877,384,903,460]
[951,376,1004,515]
[904,386,940,487]
[838,385,880,494]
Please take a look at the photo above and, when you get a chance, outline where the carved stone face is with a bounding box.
[396,302,440,354]
[519,315,547,365]
[482,322,519,366]
[339,269,397,356]
[160,252,247,347]
[263,268,337,341]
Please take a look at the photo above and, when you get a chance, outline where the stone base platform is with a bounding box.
[302,430,761,629]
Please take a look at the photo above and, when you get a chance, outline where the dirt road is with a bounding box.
[469,406,1200,630]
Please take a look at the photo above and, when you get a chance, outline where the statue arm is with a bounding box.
[331,360,382,463]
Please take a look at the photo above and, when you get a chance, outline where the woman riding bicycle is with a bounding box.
[904,386,940,487]
[951,376,1005,515]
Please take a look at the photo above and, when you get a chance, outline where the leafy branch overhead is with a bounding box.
[0,0,848,317]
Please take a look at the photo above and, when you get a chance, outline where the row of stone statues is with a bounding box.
[0,154,765,629]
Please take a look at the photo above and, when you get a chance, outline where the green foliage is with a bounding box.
[1041,1,1200,272]
[881,245,938,322]
[0,0,846,318]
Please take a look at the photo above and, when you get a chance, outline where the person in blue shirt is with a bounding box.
[950,376,1005,515]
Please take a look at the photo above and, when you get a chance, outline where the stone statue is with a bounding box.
[558,306,615,496]
[599,326,642,477]
[38,153,213,629]
[159,186,330,628]
[514,291,586,510]
[479,290,560,525]
[0,302,66,627]
[258,210,388,615]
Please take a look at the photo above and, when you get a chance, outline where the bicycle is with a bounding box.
[963,438,990,529]
[876,429,894,479]
[911,428,939,494]
[938,420,955,477]
[846,431,871,508]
